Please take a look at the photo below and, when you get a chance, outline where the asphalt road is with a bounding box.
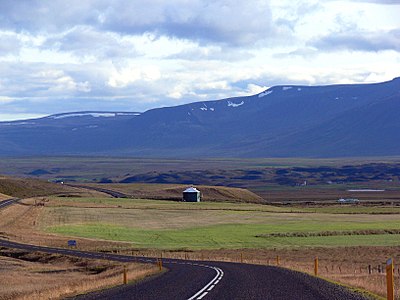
[65,183,127,198]
[0,198,370,300]
[0,198,19,209]
[0,239,370,300]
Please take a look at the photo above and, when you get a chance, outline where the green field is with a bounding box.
[43,197,400,250]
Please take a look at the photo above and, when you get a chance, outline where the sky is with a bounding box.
[0,0,399,121]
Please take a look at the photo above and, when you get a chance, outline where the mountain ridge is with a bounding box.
[0,77,399,158]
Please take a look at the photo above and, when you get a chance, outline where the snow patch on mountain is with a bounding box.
[227,100,244,107]
[117,112,141,116]
[51,113,115,119]
[282,86,292,91]
[1,121,36,126]
[49,112,141,119]
[258,90,273,98]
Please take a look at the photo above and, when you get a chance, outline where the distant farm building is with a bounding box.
[338,198,359,204]
[183,187,201,202]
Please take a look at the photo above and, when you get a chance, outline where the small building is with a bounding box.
[183,187,201,202]
[338,198,359,204]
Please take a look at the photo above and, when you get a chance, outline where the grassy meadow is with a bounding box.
[3,194,400,298]
[39,196,400,297]
[41,197,400,250]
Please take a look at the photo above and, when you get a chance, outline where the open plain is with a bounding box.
[0,189,399,298]
[1,157,400,298]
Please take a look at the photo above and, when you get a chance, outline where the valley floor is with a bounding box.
[1,196,400,298]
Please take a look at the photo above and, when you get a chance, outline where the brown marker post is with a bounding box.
[123,265,127,284]
[386,258,394,300]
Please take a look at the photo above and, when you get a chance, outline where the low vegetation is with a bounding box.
[0,176,107,199]
[2,168,400,298]
[257,229,400,238]
[2,157,400,203]
[34,197,400,249]
[0,247,158,300]
[0,192,9,200]
[77,182,264,203]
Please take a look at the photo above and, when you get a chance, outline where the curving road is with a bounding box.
[0,239,369,300]
[65,183,127,198]
[0,199,369,299]
[0,198,19,209]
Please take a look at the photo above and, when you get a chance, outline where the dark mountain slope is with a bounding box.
[0,78,399,157]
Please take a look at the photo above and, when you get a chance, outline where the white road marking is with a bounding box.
[197,292,208,299]
[187,266,223,300]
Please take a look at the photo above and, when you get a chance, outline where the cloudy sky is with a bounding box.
[0,0,399,121]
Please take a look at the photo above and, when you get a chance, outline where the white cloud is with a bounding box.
[0,31,22,55]
[0,96,15,104]
[310,29,400,52]
[107,65,161,88]
[246,84,269,94]
[32,70,92,93]
[0,0,399,120]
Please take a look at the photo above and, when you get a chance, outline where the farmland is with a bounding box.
[1,157,400,298]
[36,197,400,250]
[2,195,400,297]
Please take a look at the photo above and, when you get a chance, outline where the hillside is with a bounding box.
[79,183,264,203]
[0,78,399,157]
[0,176,107,198]
[0,192,9,200]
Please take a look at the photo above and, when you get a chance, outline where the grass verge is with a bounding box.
[0,247,159,300]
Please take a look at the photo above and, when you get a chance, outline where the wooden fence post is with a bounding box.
[314,257,318,276]
[123,265,127,284]
[386,258,394,300]
[158,258,163,271]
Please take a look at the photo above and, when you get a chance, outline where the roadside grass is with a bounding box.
[0,248,159,300]
[0,193,10,200]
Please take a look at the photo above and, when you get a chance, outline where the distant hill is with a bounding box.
[0,176,104,198]
[77,183,264,203]
[0,78,399,157]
